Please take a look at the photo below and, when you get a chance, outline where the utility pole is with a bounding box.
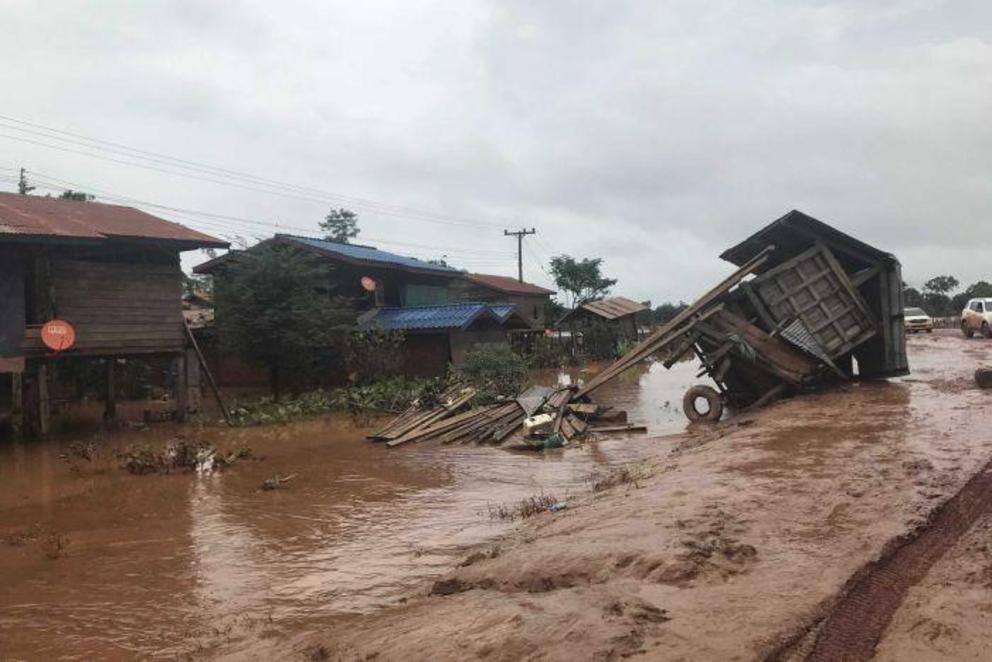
[504,228,536,282]
[18,168,34,195]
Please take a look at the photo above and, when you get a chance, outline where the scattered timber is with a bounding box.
[370,383,646,450]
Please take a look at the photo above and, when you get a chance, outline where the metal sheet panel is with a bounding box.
[463,273,555,295]
[577,296,648,320]
[282,235,460,275]
[358,303,492,331]
[0,192,226,248]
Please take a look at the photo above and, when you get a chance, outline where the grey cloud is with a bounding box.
[2,0,991,301]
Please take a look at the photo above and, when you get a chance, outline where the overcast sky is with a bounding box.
[2,0,991,303]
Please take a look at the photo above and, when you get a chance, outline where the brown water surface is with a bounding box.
[0,360,704,659]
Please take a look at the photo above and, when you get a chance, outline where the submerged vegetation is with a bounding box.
[228,377,440,426]
[117,438,255,474]
[487,492,563,521]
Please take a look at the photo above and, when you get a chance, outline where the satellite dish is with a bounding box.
[361,276,377,292]
[41,319,76,352]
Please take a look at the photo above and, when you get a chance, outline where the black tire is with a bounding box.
[683,385,723,423]
[983,322,991,339]
[963,321,975,338]
[926,328,933,333]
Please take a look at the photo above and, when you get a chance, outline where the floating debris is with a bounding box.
[261,473,298,491]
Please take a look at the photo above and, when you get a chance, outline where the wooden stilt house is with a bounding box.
[0,193,227,437]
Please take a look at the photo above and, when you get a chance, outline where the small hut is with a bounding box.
[0,193,227,437]
[719,209,908,378]
[557,296,649,358]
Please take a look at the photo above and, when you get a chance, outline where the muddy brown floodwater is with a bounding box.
[0,359,702,660]
[301,331,992,661]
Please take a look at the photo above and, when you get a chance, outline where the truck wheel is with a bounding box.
[963,321,975,338]
[683,385,723,423]
[983,322,991,339]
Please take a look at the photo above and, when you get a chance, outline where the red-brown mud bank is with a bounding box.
[305,331,992,661]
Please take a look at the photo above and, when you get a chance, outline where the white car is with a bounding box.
[903,307,933,334]
[961,298,992,338]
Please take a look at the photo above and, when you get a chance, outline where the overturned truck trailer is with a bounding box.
[575,210,908,420]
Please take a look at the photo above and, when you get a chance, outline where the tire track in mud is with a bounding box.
[774,461,992,661]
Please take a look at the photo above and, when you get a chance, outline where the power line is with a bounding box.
[0,115,508,230]
[18,169,516,261]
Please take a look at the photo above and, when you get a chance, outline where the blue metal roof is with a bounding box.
[358,303,499,332]
[490,304,516,321]
[277,234,460,274]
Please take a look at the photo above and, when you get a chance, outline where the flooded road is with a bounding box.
[307,331,992,661]
[0,359,702,660]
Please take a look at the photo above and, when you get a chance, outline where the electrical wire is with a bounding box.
[13,169,518,267]
[0,115,509,230]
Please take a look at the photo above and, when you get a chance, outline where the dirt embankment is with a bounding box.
[873,513,992,660]
[300,332,992,660]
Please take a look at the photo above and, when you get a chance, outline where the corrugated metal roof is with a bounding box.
[579,296,648,320]
[720,210,894,270]
[277,234,460,275]
[358,302,533,332]
[464,273,555,295]
[780,318,831,364]
[489,304,516,321]
[0,192,227,248]
[358,303,495,331]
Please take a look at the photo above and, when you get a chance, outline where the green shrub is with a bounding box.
[346,327,406,384]
[454,343,527,404]
[523,335,579,368]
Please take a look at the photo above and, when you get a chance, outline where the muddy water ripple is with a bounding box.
[0,360,702,659]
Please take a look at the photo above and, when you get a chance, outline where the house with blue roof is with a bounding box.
[195,234,534,378]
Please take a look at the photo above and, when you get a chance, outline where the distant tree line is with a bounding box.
[903,276,992,317]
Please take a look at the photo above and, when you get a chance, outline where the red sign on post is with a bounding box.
[41,319,76,352]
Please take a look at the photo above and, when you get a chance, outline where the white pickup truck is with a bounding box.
[961,298,992,338]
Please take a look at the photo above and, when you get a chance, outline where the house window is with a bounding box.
[401,283,448,307]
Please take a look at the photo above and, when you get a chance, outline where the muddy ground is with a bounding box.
[1,331,991,660]
[302,331,992,661]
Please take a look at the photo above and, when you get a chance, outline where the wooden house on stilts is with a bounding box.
[0,193,227,437]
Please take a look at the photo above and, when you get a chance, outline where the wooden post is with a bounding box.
[10,373,23,439]
[173,354,187,422]
[185,348,201,414]
[37,362,50,438]
[104,358,116,422]
[183,320,231,425]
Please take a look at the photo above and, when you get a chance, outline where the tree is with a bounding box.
[182,272,213,297]
[320,207,359,243]
[652,301,688,325]
[549,255,617,308]
[59,189,94,201]
[923,275,959,295]
[922,275,960,317]
[903,286,923,308]
[213,243,354,397]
